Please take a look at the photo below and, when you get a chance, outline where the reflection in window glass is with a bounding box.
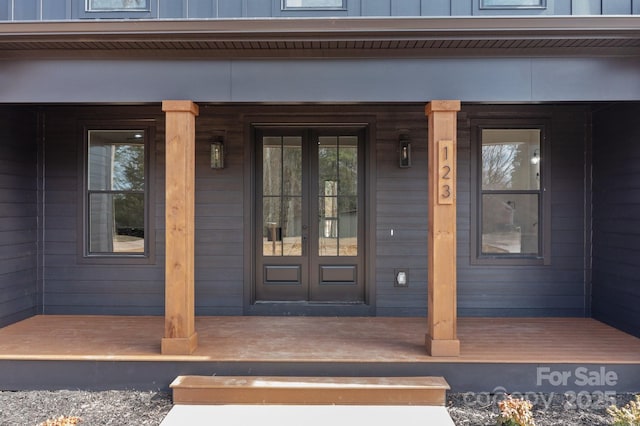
[481,129,540,191]
[283,0,344,8]
[480,128,541,256]
[482,194,538,254]
[319,136,357,256]
[481,0,545,8]
[87,0,148,11]
[87,130,145,254]
[262,136,303,257]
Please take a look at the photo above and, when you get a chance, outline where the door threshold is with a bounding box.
[246,302,373,316]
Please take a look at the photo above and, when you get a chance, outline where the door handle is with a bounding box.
[301,235,307,256]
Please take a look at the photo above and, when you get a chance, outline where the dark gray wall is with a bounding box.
[3,58,640,104]
[40,103,590,317]
[0,107,38,326]
[42,107,165,315]
[374,106,429,316]
[592,103,640,337]
[41,105,246,315]
[0,0,637,20]
[376,104,590,317]
[457,105,590,316]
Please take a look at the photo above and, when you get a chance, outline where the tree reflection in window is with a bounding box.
[88,130,145,254]
[480,129,541,255]
[87,0,148,11]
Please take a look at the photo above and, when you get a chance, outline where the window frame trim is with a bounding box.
[78,120,156,265]
[281,0,347,11]
[470,118,551,266]
[479,0,547,10]
[81,0,153,19]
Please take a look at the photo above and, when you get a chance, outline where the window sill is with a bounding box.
[471,255,549,266]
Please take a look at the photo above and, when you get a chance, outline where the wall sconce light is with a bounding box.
[530,148,540,165]
[399,133,411,168]
[211,138,225,169]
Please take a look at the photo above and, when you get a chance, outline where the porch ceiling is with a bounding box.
[1,16,639,59]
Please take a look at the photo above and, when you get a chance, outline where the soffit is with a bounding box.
[1,16,639,58]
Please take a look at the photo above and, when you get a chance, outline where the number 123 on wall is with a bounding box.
[438,140,454,205]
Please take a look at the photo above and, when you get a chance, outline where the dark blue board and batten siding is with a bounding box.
[592,103,640,337]
[1,0,637,21]
[38,103,590,318]
[0,108,39,327]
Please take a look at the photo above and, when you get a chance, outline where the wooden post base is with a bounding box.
[162,332,199,355]
[425,335,460,357]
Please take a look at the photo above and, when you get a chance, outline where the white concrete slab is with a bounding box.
[160,405,455,426]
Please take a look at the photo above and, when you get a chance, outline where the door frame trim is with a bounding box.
[242,113,377,316]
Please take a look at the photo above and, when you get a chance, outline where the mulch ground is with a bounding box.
[0,390,635,425]
[0,390,172,426]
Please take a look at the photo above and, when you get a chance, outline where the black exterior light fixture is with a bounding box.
[210,137,225,169]
[398,131,411,168]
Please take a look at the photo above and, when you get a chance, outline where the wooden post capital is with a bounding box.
[425,100,461,114]
[162,100,200,116]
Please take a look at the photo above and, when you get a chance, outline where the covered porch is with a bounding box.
[0,315,638,392]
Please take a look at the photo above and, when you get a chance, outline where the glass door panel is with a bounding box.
[262,136,303,257]
[255,127,364,304]
[318,136,358,257]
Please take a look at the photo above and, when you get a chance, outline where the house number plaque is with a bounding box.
[438,140,454,205]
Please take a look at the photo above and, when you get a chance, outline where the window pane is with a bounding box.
[318,137,338,255]
[338,136,358,196]
[284,0,344,8]
[89,130,145,191]
[263,197,282,256]
[283,137,302,196]
[481,0,545,7]
[338,196,357,256]
[318,135,358,257]
[263,196,302,257]
[319,193,338,256]
[89,193,144,253]
[481,129,540,191]
[482,194,539,255]
[263,137,282,196]
[319,137,338,194]
[282,197,302,256]
[87,0,148,10]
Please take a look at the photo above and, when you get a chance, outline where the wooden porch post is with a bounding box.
[161,100,199,355]
[425,100,461,357]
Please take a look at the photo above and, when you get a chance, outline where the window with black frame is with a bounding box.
[86,0,148,11]
[480,0,546,8]
[86,129,147,256]
[282,0,345,9]
[473,124,549,264]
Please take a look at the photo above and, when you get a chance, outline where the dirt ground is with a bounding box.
[0,390,634,425]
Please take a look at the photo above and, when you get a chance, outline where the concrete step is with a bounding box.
[170,376,450,406]
[160,405,456,426]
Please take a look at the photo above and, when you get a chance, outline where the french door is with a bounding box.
[255,127,365,303]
